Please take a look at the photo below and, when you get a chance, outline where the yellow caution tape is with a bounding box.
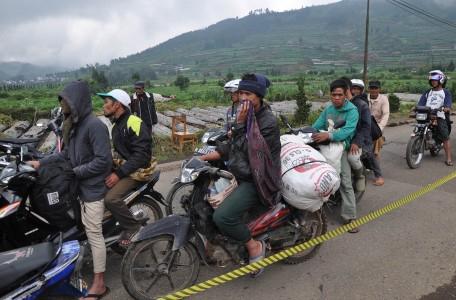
[158,171,456,300]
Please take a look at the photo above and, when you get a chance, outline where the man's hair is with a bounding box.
[330,79,349,92]
[338,76,352,90]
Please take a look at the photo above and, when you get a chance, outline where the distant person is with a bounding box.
[130,81,175,134]
[368,80,389,186]
[417,70,453,166]
[223,79,241,131]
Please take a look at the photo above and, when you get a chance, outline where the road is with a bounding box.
[87,122,456,300]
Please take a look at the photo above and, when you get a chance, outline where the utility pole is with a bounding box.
[363,0,370,85]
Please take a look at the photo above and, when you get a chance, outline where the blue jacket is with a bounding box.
[418,88,452,108]
[351,94,372,149]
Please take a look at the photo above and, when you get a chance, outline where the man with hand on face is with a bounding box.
[97,89,153,246]
[312,79,360,233]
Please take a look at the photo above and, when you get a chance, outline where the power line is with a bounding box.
[393,0,456,27]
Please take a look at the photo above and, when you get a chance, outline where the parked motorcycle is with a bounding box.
[406,106,444,169]
[0,234,85,300]
[0,146,165,254]
[120,157,327,300]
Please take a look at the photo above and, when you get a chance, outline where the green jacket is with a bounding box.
[312,100,359,150]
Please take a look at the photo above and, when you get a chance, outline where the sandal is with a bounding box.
[118,228,141,247]
[249,240,266,278]
[345,219,360,234]
[445,161,454,166]
[82,287,110,300]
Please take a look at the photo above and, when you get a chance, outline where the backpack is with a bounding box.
[30,158,79,230]
[371,116,382,141]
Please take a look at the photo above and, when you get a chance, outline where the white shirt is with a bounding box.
[425,90,446,119]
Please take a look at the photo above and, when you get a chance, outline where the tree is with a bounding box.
[294,75,312,125]
[388,93,400,113]
[447,60,455,72]
[225,72,234,81]
[174,75,190,90]
[131,72,140,82]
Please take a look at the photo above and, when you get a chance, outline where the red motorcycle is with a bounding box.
[121,158,327,300]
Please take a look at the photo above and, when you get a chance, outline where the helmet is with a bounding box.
[350,79,365,90]
[428,70,446,85]
[224,79,241,93]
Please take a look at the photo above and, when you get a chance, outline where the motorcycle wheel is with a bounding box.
[165,182,194,216]
[111,196,163,255]
[121,235,200,300]
[282,209,327,265]
[406,136,424,169]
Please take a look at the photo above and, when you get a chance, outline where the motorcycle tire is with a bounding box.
[282,209,328,265]
[406,136,425,169]
[165,182,194,216]
[121,235,200,300]
[111,196,163,255]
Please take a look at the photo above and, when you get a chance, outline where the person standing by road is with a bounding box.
[29,80,112,300]
[368,80,389,186]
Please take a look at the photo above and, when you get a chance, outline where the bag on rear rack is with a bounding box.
[30,158,79,230]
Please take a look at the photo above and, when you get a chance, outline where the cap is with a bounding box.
[134,81,145,88]
[97,89,131,108]
[368,80,381,88]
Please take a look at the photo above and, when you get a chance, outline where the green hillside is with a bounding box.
[63,0,456,83]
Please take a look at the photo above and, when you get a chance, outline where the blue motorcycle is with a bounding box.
[0,235,85,299]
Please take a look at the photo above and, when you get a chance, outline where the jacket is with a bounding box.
[40,80,112,202]
[216,104,281,182]
[368,94,390,131]
[312,99,359,150]
[351,94,372,149]
[130,92,158,129]
[112,111,152,178]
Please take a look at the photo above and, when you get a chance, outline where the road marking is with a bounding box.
[158,171,456,300]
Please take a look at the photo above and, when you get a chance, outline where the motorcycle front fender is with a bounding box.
[131,215,191,251]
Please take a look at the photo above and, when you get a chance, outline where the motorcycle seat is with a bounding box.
[0,137,41,145]
[0,242,55,291]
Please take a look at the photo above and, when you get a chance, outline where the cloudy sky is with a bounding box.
[0,0,339,70]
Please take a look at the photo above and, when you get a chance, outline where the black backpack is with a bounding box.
[371,116,382,141]
[30,158,79,230]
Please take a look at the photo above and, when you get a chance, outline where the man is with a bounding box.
[130,81,174,133]
[368,80,389,185]
[312,79,359,233]
[223,79,241,131]
[200,74,281,275]
[97,89,153,245]
[417,70,453,166]
[29,80,112,299]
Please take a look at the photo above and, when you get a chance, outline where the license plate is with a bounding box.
[195,145,214,155]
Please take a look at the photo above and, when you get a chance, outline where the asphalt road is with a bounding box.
[84,122,456,300]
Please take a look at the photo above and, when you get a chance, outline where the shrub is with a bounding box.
[294,76,311,126]
[0,113,13,127]
[0,92,9,98]
[389,93,400,113]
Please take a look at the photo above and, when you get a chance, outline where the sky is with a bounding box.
[0,0,340,70]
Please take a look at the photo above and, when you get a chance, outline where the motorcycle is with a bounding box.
[120,157,327,300]
[0,145,165,254]
[406,106,444,169]
[0,234,85,300]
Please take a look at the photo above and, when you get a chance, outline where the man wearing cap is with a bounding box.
[98,89,153,245]
[368,80,389,186]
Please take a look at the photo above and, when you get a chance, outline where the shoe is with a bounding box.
[82,287,110,299]
[372,177,384,186]
[344,219,359,234]
[445,160,453,166]
[249,240,266,278]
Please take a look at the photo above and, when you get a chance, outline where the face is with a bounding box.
[330,87,346,108]
[351,86,363,96]
[430,80,440,88]
[369,86,380,98]
[239,90,261,110]
[103,98,119,118]
[231,91,239,104]
[135,87,145,95]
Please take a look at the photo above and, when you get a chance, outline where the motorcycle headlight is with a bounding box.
[180,168,199,183]
[416,113,427,121]
[201,132,211,144]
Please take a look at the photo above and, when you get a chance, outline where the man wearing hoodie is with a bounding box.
[312,79,360,233]
[29,80,112,299]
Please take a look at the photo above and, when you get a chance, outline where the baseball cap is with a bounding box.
[368,80,381,88]
[97,89,131,108]
[134,81,145,88]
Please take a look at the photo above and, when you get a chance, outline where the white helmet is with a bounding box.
[224,79,241,93]
[351,79,365,90]
[428,70,446,85]
[97,89,131,108]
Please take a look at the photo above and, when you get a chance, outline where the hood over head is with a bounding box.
[58,80,92,124]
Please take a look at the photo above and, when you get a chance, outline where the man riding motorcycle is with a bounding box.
[417,70,453,166]
[199,73,281,276]
[224,79,241,132]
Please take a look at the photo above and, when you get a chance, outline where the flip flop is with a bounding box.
[82,287,110,300]
[118,227,141,247]
[249,240,266,278]
[445,161,454,166]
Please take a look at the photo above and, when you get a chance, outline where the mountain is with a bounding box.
[68,0,456,82]
[0,61,65,81]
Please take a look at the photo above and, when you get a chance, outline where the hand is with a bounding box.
[236,101,250,124]
[312,132,330,143]
[350,144,360,155]
[105,172,120,188]
[443,107,450,113]
[27,160,40,169]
